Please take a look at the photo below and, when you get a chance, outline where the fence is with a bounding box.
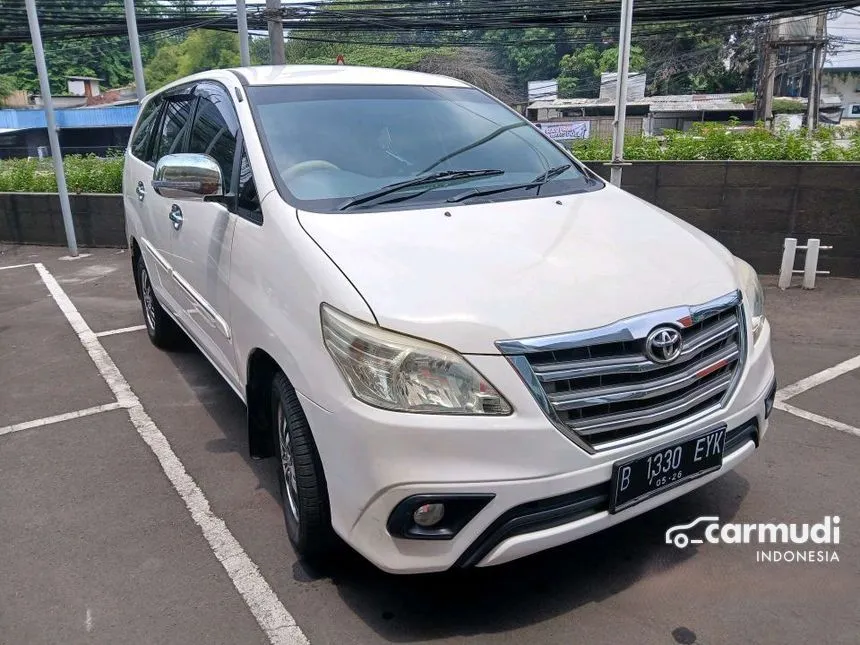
[585,161,859,278]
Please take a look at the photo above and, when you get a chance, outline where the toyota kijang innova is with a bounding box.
[124,65,776,574]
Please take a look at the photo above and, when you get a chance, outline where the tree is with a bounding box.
[145,30,241,89]
[414,48,516,104]
[0,75,16,100]
[0,0,150,93]
[558,44,645,98]
[480,28,560,93]
[279,0,517,101]
[639,21,759,95]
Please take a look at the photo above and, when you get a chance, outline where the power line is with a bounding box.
[1,0,858,43]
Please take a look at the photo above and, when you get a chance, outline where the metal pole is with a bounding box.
[807,12,827,132]
[237,0,250,67]
[266,0,285,65]
[123,0,146,101]
[609,0,634,187]
[756,20,778,125]
[25,0,77,256]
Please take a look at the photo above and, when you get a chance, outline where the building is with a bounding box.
[526,93,772,139]
[0,105,139,159]
[821,10,860,122]
[0,74,140,158]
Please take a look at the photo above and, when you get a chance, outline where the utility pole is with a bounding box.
[609,0,634,188]
[806,12,827,131]
[237,0,251,67]
[25,0,77,256]
[124,0,146,101]
[755,19,778,126]
[266,0,285,65]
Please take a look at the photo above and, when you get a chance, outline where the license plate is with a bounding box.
[609,425,726,513]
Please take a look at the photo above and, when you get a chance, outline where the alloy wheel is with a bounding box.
[277,402,300,522]
[140,267,157,331]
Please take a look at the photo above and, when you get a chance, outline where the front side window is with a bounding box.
[248,85,600,212]
[188,87,239,192]
[153,94,196,161]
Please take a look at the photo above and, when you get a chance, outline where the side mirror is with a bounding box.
[152,153,223,200]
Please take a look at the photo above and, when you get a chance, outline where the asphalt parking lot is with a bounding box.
[1,244,858,645]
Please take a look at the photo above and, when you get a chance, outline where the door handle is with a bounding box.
[136,181,146,201]
[169,204,184,230]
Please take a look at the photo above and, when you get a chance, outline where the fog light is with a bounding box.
[413,503,445,527]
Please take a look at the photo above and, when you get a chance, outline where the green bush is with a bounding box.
[0,153,124,193]
[569,122,860,162]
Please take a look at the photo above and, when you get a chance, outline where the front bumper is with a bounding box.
[299,322,774,574]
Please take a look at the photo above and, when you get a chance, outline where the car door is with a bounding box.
[162,82,241,385]
[125,93,174,294]
[144,86,198,313]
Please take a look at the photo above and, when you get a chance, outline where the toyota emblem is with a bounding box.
[645,326,683,364]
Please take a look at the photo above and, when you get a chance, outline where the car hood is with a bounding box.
[298,186,739,354]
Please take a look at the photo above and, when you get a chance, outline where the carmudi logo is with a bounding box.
[665,516,841,563]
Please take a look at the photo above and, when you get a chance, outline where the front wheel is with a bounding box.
[137,259,183,349]
[272,372,335,562]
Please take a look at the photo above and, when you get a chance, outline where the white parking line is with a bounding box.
[773,354,860,437]
[0,402,125,438]
[776,354,860,402]
[0,263,35,271]
[33,263,309,645]
[774,401,860,439]
[94,324,147,338]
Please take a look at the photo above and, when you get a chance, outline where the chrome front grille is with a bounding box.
[498,292,746,452]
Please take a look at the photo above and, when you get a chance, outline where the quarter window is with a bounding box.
[236,148,261,220]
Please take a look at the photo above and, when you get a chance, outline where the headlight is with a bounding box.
[321,305,512,415]
[736,259,765,342]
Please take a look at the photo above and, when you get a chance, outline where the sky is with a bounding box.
[826,9,860,69]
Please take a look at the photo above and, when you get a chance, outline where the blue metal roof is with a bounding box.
[0,105,139,130]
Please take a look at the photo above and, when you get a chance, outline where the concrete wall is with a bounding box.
[2,161,859,276]
[586,161,860,278]
[0,193,124,247]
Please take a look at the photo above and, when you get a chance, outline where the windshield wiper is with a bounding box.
[533,164,572,185]
[445,164,573,204]
[338,169,504,211]
[419,122,530,174]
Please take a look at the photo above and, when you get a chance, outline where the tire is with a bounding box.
[271,372,334,562]
[137,258,183,350]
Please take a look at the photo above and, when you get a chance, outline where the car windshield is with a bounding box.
[247,84,601,212]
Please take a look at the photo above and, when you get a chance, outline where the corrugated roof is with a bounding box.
[528,93,754,112]
[0,105,139,131]
[528,97,650,109]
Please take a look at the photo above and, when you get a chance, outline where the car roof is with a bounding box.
[229,64,470,88]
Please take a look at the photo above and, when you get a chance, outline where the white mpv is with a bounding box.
[124,66,776,574]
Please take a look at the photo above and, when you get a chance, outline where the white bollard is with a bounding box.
[802,238,821,289]
[778,238,797,290]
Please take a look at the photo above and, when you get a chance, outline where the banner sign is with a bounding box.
[536,121,591,140]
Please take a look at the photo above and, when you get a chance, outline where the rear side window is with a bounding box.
[130,96,162,162]
[153,94,196,161]
[188,87,239,192]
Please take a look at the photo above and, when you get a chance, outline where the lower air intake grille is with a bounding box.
[498,292,746,452]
